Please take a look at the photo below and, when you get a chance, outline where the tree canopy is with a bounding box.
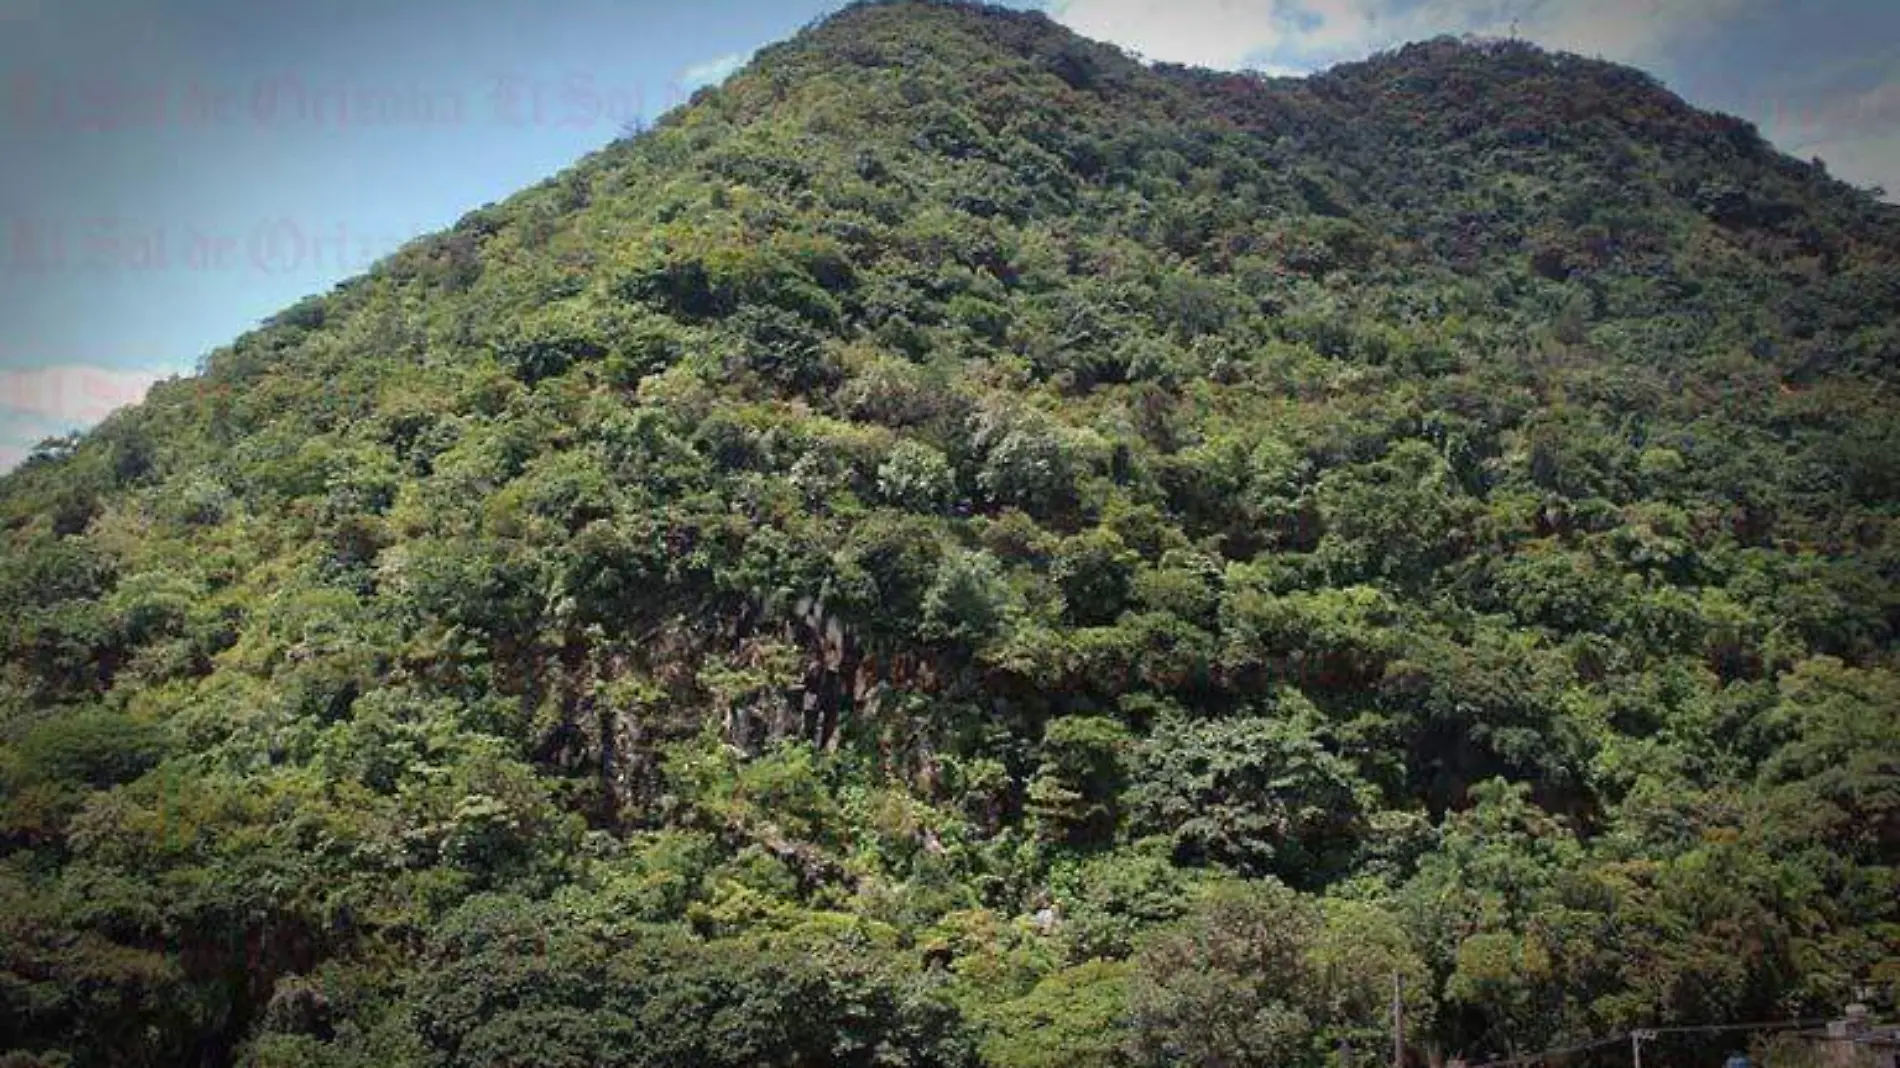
[2,2,1898,1065]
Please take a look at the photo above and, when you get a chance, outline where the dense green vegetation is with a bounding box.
[3,2,1899,1065]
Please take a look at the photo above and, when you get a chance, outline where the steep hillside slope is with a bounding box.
[2,2,1897,1065]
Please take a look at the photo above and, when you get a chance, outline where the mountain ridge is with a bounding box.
[2,2,1897,1066]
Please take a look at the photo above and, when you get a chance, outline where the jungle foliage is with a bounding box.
[3,2,1899,1065]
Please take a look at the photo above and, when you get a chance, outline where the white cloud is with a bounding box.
[1768,77,1900,147]
[1813,132,1900,197]
[0,363,182,473]
[1450,0,1752,64]
[1047,0,1291,70]
[1046,0,1754,74]
[0,412,64,476]
[0,365,169,426]
[676,52,749,92]
[1765,80,1900,198]
[1278,0,1381,56]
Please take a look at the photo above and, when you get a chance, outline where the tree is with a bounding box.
[1130,710,1369,885]
[878,440,958,514]
[1127,879,1322,1068]
[1026,716,1132,848]
[1315,440,1476,585]
[1051,528,1139,626]
[922,549,1019,649]
[1758,657,1900,857]
[982,960,1134,1068]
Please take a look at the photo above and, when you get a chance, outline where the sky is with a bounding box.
[2,0,1896,472]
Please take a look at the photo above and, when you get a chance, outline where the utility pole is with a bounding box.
[1632,1029,1655,1068]
[1392,972,1405,1068]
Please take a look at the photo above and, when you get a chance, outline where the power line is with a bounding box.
[1647,1019,1831,1037]
[1461,1018,1834,1068]
[1464,1032,1628,1068]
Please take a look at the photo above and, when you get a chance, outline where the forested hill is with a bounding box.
[4,1,1898,1065]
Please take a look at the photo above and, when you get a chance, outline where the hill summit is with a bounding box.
[3,2,1898,1065]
